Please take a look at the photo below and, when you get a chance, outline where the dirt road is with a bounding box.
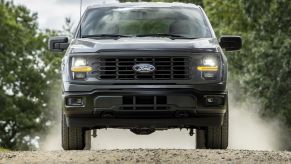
[1,149,291,164]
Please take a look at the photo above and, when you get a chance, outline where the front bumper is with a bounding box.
[63,84,227,129]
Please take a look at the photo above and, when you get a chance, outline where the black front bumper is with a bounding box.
[63,85,227,129]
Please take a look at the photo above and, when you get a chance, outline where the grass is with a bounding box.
[0,147,9,152]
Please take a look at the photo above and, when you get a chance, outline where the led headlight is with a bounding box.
[73,57,87,67]
[71,57,92,79]
[197,56,219,80]
[203,57,217,67]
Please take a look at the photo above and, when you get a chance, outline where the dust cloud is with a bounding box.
[41,124,62,151]
[40,92,285,151]
[228,98,283,151]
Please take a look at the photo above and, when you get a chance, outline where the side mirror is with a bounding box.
[219,36,242,51]
[48,36,69,52]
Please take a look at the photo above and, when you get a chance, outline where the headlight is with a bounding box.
[71,57,92,79]
[197,56,219,80]
[72,57,87,67]
[203,57,217,67]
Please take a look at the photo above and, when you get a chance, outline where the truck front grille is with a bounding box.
[93,56,190,80]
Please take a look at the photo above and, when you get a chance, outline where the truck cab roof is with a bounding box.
[86,2,200,10]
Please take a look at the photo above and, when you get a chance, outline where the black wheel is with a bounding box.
[196,104,229,149]
[196,129,206,149]
[62,111,91,150]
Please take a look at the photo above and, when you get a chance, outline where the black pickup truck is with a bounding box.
[49,2,242,150]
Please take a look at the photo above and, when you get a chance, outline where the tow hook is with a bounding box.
[189,128,194,136]
[92,129,97,138]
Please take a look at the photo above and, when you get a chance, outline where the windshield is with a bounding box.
[80,7,212,39]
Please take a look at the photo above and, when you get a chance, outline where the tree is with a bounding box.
[204,0,291,124]
[0,0,62,150]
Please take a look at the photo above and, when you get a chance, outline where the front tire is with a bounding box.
[62,112,91,150]
[196,104,229,149]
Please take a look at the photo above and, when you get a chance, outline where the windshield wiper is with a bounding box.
[136,33,197,39]
[81,33,197,39]
[82,34,132,38]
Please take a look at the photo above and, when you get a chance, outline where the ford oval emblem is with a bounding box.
[133,63,156,73]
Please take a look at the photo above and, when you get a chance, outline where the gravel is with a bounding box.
[1,149,291,164]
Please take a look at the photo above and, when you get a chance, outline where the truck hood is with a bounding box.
[69,37,219,53]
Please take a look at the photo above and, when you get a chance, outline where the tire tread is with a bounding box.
[196,104,229,149]
[62,111,91,150]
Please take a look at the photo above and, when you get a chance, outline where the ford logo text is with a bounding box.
[133,64,156,73]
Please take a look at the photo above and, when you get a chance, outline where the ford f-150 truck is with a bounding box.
[49,2,242,150]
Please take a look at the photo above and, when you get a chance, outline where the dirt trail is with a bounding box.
[0,149,291,164]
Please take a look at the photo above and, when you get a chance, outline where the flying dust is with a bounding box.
[41,89,285,151]
[228,95,283,150]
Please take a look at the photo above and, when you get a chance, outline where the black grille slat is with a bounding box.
[95,56,190,80]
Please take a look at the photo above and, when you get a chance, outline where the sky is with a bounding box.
[11,0,118,30]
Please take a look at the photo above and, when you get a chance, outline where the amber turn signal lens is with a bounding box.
[197,66,218,72]
[71,66,92,73]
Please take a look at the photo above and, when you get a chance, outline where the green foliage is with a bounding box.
[0,147,9,152]
[205,0,291,123]
[0,0,62,150]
